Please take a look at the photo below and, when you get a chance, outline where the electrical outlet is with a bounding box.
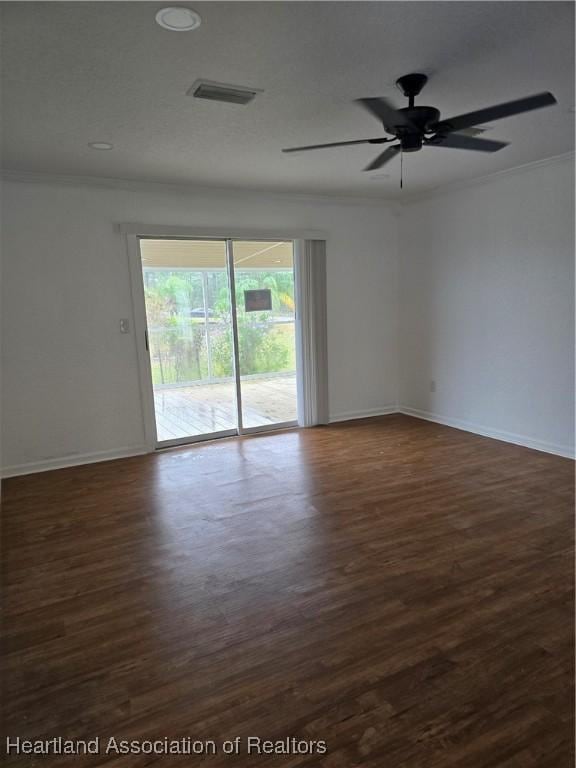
[120,319,130,334]
[430,380,436,393]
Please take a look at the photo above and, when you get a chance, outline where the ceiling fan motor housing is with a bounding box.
[383,106,441,151]
[400,133,422,152]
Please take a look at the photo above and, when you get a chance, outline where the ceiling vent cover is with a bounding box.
[188,80,263,105]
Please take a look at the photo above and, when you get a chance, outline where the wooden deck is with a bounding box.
[153,373,297,440]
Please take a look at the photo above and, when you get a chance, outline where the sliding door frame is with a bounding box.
[126,232,300,451]
[228,238,299,437]
[226,239,244,434]
[126,233,159,451]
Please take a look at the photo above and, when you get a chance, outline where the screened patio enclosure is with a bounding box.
[140,238,298,442]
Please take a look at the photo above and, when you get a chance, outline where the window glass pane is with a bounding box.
[140,239,236,441]
[232,241,298,428]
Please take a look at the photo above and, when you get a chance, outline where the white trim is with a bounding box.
[2,445,149,479]
[126,235,158,450]
[227,239,244,434]
[399,406,575,460]
[5,408,572,477]
[156,422,299,454]
[2,153,571,208]
[143,265,289,273]
[0,169,396,207]
[157,429,237,449]
[119,223,328,241]
[241,420,298,435]
[329,405,398,423]
[400,151,575,204]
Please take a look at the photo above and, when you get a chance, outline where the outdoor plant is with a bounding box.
[144,268,295,385]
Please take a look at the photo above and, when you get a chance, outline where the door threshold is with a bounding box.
[155,422,299,452]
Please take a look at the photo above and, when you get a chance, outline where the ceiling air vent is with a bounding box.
[188,79,263,105]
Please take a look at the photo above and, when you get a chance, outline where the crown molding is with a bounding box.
[399,151,575,205]
[3,151,571,210]
[0,169,400,209]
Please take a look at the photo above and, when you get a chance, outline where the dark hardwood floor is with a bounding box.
[2,415,574,767]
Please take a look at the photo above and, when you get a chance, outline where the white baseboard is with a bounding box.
[399,406,575,460]
[2,445,149,479]
[4,407,572,477]
[329,405,398,423]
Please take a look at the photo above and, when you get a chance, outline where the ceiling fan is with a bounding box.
[282,74,557,172]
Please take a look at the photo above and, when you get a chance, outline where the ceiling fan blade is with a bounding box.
[282,137,392,153]
[432,92,557,134]
[426,134,509,152]
[364,145,400,172]
[356,98,416,130]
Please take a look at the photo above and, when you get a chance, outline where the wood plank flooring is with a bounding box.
[1,415,574,767]
[153,374,297,440]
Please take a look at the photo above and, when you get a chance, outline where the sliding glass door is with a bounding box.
[140,239,237,442]
[231,241,298,430]
[138,237,298,446]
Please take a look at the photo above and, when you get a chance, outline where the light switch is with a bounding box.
[120,319,130,334]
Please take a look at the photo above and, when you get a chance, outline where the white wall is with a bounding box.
[1,178,398,473]
[399,157,575,457]
[2,155,573,474]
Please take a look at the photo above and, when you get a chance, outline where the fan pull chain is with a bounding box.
[400,149,403,190]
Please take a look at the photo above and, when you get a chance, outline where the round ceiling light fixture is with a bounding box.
[88,142,114,150]
[155,7,202,32]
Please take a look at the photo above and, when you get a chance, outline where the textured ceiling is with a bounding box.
[1,2,574,198]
